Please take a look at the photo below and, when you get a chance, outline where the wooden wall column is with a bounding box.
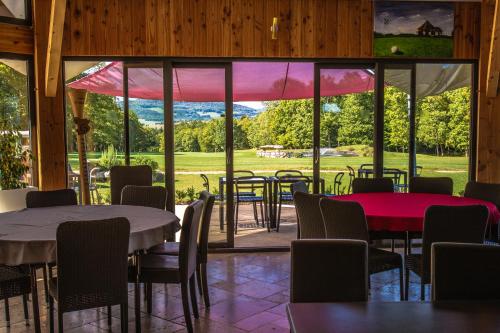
[33,0,66,190]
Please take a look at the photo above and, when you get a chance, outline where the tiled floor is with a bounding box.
[1,251,426,333]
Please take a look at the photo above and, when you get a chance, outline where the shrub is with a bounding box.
[98,145,122,170]
[133,155,159,171]
[175,189,187,203]
[0,130,32,190]
[186,186,197,203]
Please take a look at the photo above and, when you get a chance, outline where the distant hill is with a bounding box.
[118,99,260,123]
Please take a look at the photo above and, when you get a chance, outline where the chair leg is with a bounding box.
[49,296,54,333]
[107,305,112,327]
[399,267,404,301]
[4,298,10,327]
[259,202,265,230]
[234,202,239,234]
[180,280,193,333]
[146,283,152,314]
[277,200,282,229]
[196,265,203,296]
[189,275,199,319]
[405,267,410,301]
[420,281,425,301]
[391,239,395,252]
[252,202,258,225]
[120,302,128,333]
[134,281,141,333]
[22,294,30,325]
[201,263,210,307]
[57,311,64,333]
[42,265,49,305]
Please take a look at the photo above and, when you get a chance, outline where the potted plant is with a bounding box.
[0,129,36,212]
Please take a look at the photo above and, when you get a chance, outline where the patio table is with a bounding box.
[331,192,500,232]
[0,205,180,333]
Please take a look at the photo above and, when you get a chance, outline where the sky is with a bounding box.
[374,2,454,36]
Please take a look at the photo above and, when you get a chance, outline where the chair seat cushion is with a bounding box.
[237,196,264,202]
[129,254,180,284]
[368,247,402,274]
[148,242,180,255]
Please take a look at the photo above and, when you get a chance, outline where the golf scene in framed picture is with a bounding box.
[374,1,455,58]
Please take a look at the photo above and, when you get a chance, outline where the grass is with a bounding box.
[374,36,453,58]
[69,147,469,202]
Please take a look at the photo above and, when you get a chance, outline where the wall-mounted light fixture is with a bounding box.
[270,17,278,40]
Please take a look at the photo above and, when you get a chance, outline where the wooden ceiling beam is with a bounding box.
[487,0,500,97]
[44,0,66,97]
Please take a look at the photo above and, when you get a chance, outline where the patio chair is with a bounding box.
[464,181,500,241]
[290,239,368,302]
[110,165,152,205]
[352,178,394,193]
[293,192,325,239]
[431,242,500,301]
[319,198,404,300]
[291,181,309,194]
[0,266,33,328]
[130,200,204,333]
[49,218,130,333]
[405,205,488,301]
[409,176,453,195]
[26,189,78,208]
[234,176,268,233]
[346,166,356,193]
[148,191,215,307]
[276,175,311,231]
[333,172,345,195]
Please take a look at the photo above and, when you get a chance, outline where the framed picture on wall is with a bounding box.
[374,1,455,58]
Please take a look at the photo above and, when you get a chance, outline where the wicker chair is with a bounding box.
[352,178,394,193]
[405,205,488,301]
[121,185,166,210]
[431,242,500,301]
[49,218,130,333]
[148,191,215,307]
[291,181,308,194]
[130,200,204,333]
[409,177,453,195]
[319,198,404,300]
[293,192,325,239]
[0,266,32,327]
[290,239,368,302]
[26,189,77,208]
[464,181,500,241]
[110,165,152,205]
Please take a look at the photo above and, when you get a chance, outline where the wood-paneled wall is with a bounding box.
[0,23,33,54]
[62,0,480,59]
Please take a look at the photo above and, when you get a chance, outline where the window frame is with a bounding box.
[0,0,32,26]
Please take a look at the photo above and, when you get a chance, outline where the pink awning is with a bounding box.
[67,61,375,102]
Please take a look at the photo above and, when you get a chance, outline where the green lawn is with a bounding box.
[374,36,453,58]
[68,148,469,203]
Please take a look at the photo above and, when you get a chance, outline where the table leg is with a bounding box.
[134,253,141,333]
[267,180,273,227]
[219,178,224,231]
[271,181,278,229]
[29,266,41,333]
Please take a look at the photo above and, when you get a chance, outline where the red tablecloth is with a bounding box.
[331,193,500,232]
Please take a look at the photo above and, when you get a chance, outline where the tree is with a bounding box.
[384,87,409,152]
[0,63,28,131]
[445,87,470,155]
[337,93,374,146]
[416,94,449,156]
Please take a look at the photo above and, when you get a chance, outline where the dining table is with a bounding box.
[0,204,180,333]
[287,301,500,333]
[331,192,500,232]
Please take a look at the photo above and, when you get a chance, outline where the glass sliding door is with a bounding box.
[315,64,376,195]
[415,63,473,194]
[169,63,233,247]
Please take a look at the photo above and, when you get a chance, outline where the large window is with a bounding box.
[0,56,34,189]
[0,0,30,25]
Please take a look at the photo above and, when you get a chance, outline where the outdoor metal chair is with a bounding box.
[277,175,311,231]
[49,218,130,333]
[293,191,325,239]
[110,165,152,205]
[431,242,500,301]
[320,198,404,300]
[405,205,488,301]
[346,166,356,193]
[290,239,368,302]
[234,176,268,233]
[333,172,345,195]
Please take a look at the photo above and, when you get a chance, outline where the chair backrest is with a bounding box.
[275,169,303,177]
[26,189,78,208]
[179,200,204,278]
[234,176,266,198]
[198,191,216,264]
[120,185,166,210]
[234,170,255,177]
[290,239,368,303]
[421,205,489,282]
[293,191,326,239]
[56,218,130,312]
[319,198,369,241]
[409,177,453,195]
[291,181,309,194]
[200,174,210,192]
[431,242,500,301]
[333,172,344,195]
[352,178,394,193]
[464,181,500,209]
[110,165,152,205]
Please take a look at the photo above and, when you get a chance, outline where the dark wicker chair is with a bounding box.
[464,181,500,241]
[291,180,308,194]
[120,185,166,210]
[110,165,152,205]
[319,198,404,300]
[148,191,216,307]
[409,177,453,195]
[405,205,488,301]
[130,200,204,333]
[26,189,78,208]
[352,178,394,194]
[293,192,325,239]
[234,176,268,233]
[0,266,33,327]
[290,239,368,302]
[431,242,500,301]
[49,218,130,333]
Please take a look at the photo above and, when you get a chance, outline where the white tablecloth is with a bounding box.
[0,205,180,266]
